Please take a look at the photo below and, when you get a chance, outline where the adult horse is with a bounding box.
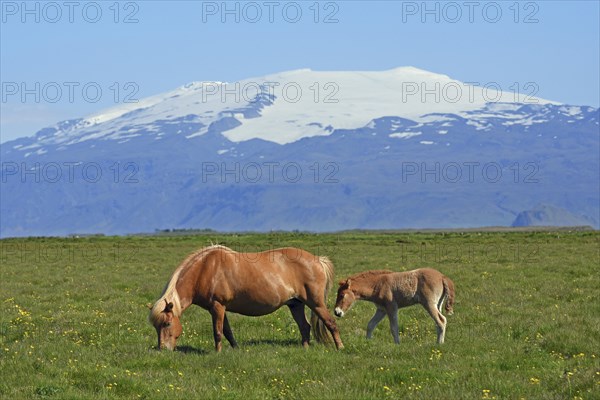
[149,245,344,351]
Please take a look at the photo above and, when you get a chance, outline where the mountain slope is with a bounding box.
[1,67,598,237]
[512,204,594,227]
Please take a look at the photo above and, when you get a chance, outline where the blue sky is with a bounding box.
[1,0,599,143]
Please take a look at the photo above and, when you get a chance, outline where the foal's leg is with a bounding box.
[437,292,448,313]
[423,302,447,344]
[385,304,400,344]
[366,308,386,339]
[223,314,238,348]
[288,301,311,348]
[210,302,226,352]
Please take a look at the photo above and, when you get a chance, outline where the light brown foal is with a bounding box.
[334,268,455,344]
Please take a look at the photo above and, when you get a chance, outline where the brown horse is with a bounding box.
[334,268,455,344]
[149,245,344,351]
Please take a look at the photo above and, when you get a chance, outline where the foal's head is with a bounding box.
[149,299,182,350]
[334,279,356,318]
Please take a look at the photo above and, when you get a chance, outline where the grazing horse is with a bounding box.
[334,268,455,344]
[149,245,344,351]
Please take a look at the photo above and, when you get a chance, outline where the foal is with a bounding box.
[334,268,455,344]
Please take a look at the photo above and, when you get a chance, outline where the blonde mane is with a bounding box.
[149,245,232,326]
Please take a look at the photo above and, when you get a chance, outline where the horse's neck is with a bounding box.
[353,279,378,301]
[174,279,194,315]
[355,274,394,304]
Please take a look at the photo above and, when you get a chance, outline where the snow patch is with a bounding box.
[466,120,489,130]
[186,127,209,139]
[559,106,582,116]
[389,131,422,139]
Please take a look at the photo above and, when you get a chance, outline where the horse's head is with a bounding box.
[334,279,356,318]
[150,299,182,350]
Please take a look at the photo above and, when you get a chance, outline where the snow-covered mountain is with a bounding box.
[1,67,598,236]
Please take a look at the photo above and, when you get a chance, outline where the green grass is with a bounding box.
[1,231,598,399]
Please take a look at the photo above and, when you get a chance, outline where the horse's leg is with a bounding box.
[223,313,238,349]
[424,302,447,344]
[385,304,400,344]
[210,302,226,352]
[311,305,344,349]
[288,301,311,348]
[437,292,447,313]
[366,308,386,339]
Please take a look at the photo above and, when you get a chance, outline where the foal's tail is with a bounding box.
[311,256,335,344]
[442,276,455,315]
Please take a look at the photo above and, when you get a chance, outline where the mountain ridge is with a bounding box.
[1,67,598,237]
[4,66,561,148]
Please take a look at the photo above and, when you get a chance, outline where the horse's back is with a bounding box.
[385,271,420,305]
[195,246,325,315]
[202,246,318,278]
[386,268,445,305]
[205,246,318,268]
[268,247,320,265]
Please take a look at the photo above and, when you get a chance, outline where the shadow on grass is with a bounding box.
[243,338,301,347]
[175,345,210,355]
[163,340,302,354]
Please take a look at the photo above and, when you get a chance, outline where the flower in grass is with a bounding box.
[408,383,422,391]
[529,377,540,385]
[429,348,442,360]
[482,389,491,399]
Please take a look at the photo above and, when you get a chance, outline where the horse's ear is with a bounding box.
[338,279,351,288]
[163,299,174,313]
[338,279,346,286]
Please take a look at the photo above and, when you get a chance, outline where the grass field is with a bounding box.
[1,231,598,399]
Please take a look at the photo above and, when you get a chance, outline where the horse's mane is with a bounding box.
[149,245,232,325]
[346,269,395,282]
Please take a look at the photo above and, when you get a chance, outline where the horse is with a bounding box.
[334,268,455,344]
[148,245,344,351]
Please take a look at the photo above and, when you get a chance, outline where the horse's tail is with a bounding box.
[311,256,334,344]
[442,276,455,315]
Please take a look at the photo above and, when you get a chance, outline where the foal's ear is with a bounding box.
[338,279,351,288]
[163,300,174,313]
